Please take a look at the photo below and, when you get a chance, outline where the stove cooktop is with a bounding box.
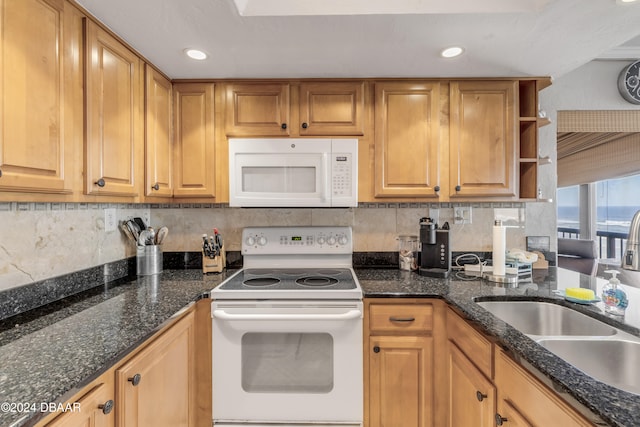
[213,268,362,300]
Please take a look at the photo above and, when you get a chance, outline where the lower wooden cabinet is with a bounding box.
[494,349,594,427]
[447,342,495,427]
[365,299,446,427]
[116,310,195,427]
[45,376,114,427]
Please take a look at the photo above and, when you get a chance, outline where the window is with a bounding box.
[557,185,580,235]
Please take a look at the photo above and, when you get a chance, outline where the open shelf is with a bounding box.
[517,80,540,201]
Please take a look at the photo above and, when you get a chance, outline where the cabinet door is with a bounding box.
[495,350,594,427]
[374,82,441,198]
[116,311,195,427]
[447,342,496,427]
[369,335,433,427]
[145,65,173,197]
[46,382,114,427]
[449,81,517,199]
[173,83,215,198]
[299,81,364,136]
[84,20,143,196]
[225,83,290,136]
[0,0,80,194]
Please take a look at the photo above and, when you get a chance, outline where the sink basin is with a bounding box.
[538,339,640,395]
[476,301,617,336]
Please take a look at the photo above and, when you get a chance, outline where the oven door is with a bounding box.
[212,300,363,425]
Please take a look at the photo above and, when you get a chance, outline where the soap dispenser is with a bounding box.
[602,270,628,316]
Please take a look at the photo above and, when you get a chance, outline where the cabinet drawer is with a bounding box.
[447,308,493,378]
[369,303,433,333]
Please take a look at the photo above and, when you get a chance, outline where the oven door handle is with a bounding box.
[213,309,362,321]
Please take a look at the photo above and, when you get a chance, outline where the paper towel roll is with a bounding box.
[493,220,506,276]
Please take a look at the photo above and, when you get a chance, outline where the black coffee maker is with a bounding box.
[418,217,451,278]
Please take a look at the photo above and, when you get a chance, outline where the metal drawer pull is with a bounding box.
[98,399,114,415]
[389,316,416,322]
[213,309,362,321]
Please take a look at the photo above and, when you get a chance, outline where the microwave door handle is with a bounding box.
[322,153,330,203]
[213,309,362,321]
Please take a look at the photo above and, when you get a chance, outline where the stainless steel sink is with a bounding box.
[476,301,617,337]
[538,339,640,395]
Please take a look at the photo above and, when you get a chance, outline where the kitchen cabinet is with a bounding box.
[173,83,216,198]
[373,82,442,198]
[225,81,365,137]
[0,0,81,194]
[449,80,517,199]
[446,308,495,427]
[494,349,595,427]
[144,65,173,197]
[45,377,114,427]
[298,81,365,136]
[225,82,290,136]
[365,299,445,427]
[116,309,196,427]
[84,19,144,196]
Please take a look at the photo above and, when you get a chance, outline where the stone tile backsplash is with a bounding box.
[0,201,541,292]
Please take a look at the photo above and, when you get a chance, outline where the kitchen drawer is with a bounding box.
[447,308,493,378]
[368,303,433,334]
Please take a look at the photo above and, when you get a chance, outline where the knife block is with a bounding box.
[202,246,226,273]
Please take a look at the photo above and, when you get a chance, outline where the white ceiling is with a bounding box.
[74,0,640,80]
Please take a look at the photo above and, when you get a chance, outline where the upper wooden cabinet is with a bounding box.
[374,82,441,198]
[225,81,365,137]
[145,65,173,197]
[449,81,517,199]
[173,83,216,198]
[84,19,143,197]
[0,0,81,194]
[299,82,364,136]
[225,83,290,136]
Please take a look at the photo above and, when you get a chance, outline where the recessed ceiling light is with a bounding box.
[617,0,638,3]
[184,48,208,60]
[441,46,464,58]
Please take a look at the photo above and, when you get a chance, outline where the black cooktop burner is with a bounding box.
[295,276,339,287]
[242,277,281,287]
[219,268,357,292]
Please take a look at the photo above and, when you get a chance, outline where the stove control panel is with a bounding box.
[242,226,352,255]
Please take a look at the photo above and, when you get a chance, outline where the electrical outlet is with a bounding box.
[104,208,117,232]
[453,207,472,225]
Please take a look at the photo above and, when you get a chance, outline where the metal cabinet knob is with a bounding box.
[0,169,3,178]
[98,399,114,415]
[152,183,160,191]
[455,185,461,192]
[476,391,487,402]
[301,122,308,129]
[95,178,106,187]
[434,185,440,193]
[373,346,380,353]
[495,413,508,425]
[128,373,141,386]
[281,123,287,130]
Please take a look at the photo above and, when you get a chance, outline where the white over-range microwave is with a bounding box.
[228,138,358,207]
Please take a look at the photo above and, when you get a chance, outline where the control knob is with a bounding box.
[317,237,326,245]
[338,236,348,245]
[258,236,268,246]
[245,236,256,246]
[327,236,337,245]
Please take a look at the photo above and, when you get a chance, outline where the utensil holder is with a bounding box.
[203,245,226,273]
[137,245,163,275]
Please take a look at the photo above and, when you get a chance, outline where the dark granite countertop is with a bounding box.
[0,270,234,427]
[357,267,640,427]
[1,266,639,427]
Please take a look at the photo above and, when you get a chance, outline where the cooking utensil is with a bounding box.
[147,227,156,245]
[133,217,147,231]
[126,220,140,242]
[156,226,169,245]
[120,222,136,243]
[138,229,152,247]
